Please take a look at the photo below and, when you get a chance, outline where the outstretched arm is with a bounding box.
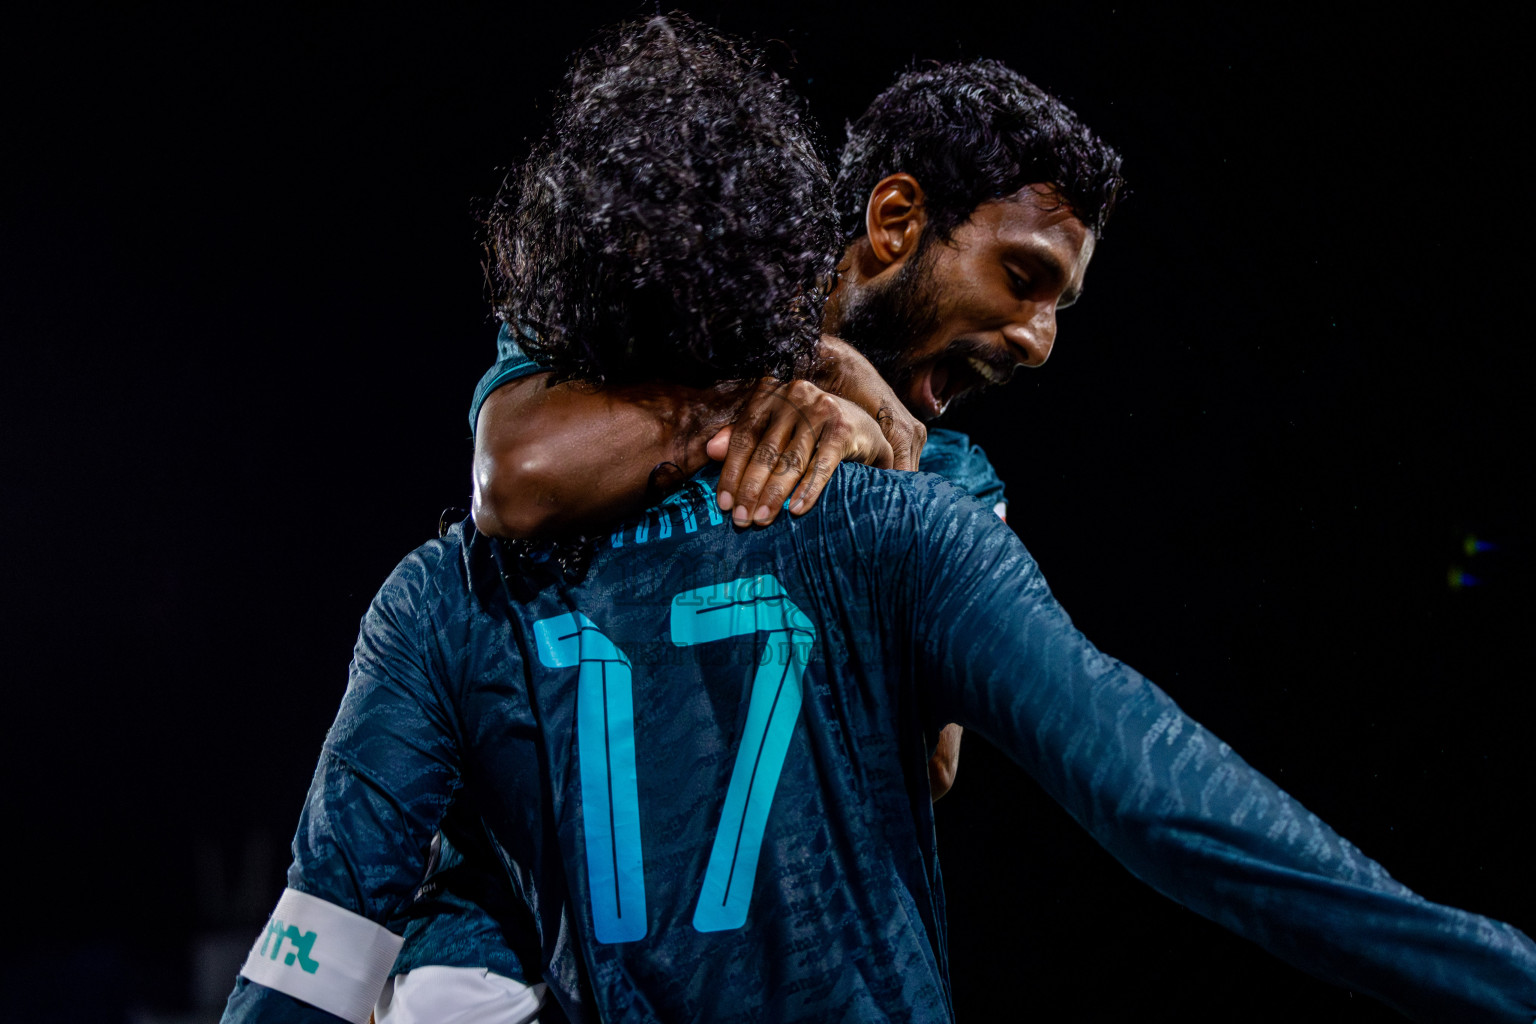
[897,479,1536,1022]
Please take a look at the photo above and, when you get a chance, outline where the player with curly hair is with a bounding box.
[469,56,1125,540]
[221,15,1536,1024]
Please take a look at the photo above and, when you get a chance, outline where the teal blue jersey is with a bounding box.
[224,465,1536,1023]
[435,324,1006,998]
[467,322,544,436]
[381,324,1010,1014]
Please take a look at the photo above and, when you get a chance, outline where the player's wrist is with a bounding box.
[810,334,854,393]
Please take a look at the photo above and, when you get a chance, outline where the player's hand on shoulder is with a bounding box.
[812,334,927,473]
[709,376,894,527]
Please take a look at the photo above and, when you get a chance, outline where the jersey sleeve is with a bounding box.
[389,826,541,983]
[221,541,472,1024]
[893,475,1536,1023]
[915,429,1008,519]
[468,321,549,438]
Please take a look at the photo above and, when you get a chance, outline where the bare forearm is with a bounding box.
[471,338,912,540]
[472,376,742,539]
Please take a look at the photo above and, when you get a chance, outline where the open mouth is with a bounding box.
[913,351,1015,420]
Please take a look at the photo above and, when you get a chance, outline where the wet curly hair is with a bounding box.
[488,14,837,387]
[836,59,1125,243]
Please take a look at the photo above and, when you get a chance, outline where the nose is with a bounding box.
[1002,305,1058,368]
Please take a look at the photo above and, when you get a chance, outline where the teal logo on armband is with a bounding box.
[259,916,320,974]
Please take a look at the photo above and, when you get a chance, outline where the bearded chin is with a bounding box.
[831,241,942,390]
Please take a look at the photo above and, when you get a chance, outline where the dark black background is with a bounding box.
[3,2,1531,1020]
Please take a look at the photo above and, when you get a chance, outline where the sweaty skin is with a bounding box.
[472,379,740,540]
[471,340,915,541]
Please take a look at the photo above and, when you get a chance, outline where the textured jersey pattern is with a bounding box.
[224,466,1536,1024]
[914,429,1006,514]
[443,317,1003,1001]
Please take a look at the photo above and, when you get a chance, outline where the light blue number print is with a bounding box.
[531,575,815,942]
[533,612,648,943]
[670,575,816,932]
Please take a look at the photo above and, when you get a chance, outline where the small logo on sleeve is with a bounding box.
[259,917,320,974]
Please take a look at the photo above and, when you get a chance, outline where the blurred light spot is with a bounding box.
[1448,567,1481,590]
[1463,533,1498,556]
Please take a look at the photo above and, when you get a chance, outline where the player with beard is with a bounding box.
[469,60,1114,540]
[469,55,1115,794]
[375,59,1119,1022]
[222,18,1536,1021]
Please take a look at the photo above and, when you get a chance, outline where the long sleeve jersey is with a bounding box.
[222,465,1536,1023]
[375,323,1012,1015]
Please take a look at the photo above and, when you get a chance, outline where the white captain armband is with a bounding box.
[993,501,1007,521]
[239,888,405,1024]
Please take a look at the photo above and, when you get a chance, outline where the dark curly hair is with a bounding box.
[488,14,837,387]
[835,59,1125,243]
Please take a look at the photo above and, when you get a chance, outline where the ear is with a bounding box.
[864,173,927,268]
